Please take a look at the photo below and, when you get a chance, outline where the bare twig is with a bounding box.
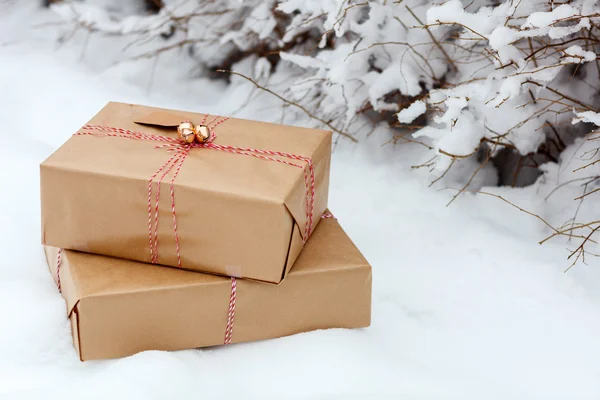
[446,146,494,206]
[406,5,458,72]
[478,190,560,235]
[220,70,357,142]
[430,158,456,187]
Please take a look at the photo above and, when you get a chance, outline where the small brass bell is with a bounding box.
[177,121,196,144]
[194,125,211,143]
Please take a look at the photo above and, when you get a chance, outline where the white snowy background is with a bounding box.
[1,1,600,399]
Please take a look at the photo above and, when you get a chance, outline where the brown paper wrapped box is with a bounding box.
[41,102,332,284]
[45,214,372,361]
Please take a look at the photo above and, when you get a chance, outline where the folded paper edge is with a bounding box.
[282,129,332,242]
[71,306,83,361]
[43,246,82,317]
[44,246,84,360]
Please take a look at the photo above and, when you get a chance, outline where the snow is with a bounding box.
[2,2,600,399]
[488,26,521,50]
[525,5,579,29]
[426,0,509,38]
[574,110,600,126]
[368,61,422,108]
[563,45,598,64]
[280,52,324,69]
[52,2,169,35]
[397,100,426,124]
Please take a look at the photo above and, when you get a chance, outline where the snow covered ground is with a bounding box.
[2,2,600,399]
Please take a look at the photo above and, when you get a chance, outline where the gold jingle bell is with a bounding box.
[177,121,196,144]
[194,124,211,143]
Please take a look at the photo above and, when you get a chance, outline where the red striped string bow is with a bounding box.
[54,213,334,346]
[75,114,317,269]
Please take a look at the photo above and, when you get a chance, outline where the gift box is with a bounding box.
[41,102,331,284]
[45,213,371,361]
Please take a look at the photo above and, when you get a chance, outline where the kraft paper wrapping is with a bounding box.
[41,102,332,283]
[45,213,372,361]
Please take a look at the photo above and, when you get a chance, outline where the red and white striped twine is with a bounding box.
[223,277,237,345]
[77,116,317,268]
[321,212,336,219]
[55,248,63,293]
